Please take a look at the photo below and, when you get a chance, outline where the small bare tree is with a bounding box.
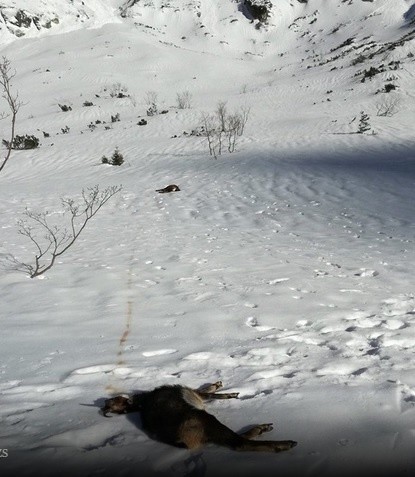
[0,57,22,174]
[107,82,129,98]
[6,184,122,278]
[216,101,228,132]
[237,106,250,137]
[200,112,226,159]
[176,90,192,109]
[225,106,251,152]
[200,113,216,157]
[226,113,243,153]
[144,90,159,116]
[376,97,400,117]
[201,102,250,158]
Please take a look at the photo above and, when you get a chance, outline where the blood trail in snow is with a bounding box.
[105,265,134,395]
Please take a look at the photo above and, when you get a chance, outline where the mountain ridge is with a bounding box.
[1,1,414,51]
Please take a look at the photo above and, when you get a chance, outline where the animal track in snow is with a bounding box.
[382,319,406,330]
[354,317,382,328]
[296,319,312,328]
[354,269,379,277]
[245,316,275,331]
[344,310,374,321]
[316,361,367,377]
[381,295,415,317]
[246,316,258,327]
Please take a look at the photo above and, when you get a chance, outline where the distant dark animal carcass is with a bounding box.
[156,184,180,193]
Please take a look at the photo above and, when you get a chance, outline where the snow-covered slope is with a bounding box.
[2,1,415,52]
[0,0,122,42]
[0,1,414,477]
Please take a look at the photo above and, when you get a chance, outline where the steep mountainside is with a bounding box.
[1,1,415,53]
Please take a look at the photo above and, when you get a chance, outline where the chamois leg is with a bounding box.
[196,381,239,400]
[201,412,297,453]
[239,423,274,439]
[197,381,224,393]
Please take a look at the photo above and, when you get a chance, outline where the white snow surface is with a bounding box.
[1,1,415,476]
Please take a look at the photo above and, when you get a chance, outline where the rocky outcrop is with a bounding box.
[120,0,141,18]
[8,9,39,29]
[0,6,59,39]
[243,1,273,24]
[0,1,118,43]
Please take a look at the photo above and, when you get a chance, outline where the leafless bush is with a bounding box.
[216,101,228,132]
[6,185,122,278]
[375,97,400,117]
[107,82,129,98]
[200,102,250,158]
[0,57,23,174]
[176,90,193,109]
[240,84,248,94]
[144,90,159,116]
[235,105,250,137]
[225,111,247,153]
[201,112,224,159]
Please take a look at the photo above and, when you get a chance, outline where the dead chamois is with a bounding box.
[101,381,297,452]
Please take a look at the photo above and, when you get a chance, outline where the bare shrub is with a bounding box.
[216,101,228,132]
[108,82,129,98]
[201,113,223,159]
[226,113,243,153]
[0,57,23,173]
[144,90,158,116]
[235,106,250,137]
[176,90,192,109]
[200,102,250,158]
[376,97,400,117]
[6,185,122,278]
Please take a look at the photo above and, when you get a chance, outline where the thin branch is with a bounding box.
[200,102,250,158]
[375,97,400,117]
[7,185,122,278]
[0,57,23,174]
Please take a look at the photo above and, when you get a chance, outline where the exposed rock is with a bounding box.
[9,10,39,29]
[120,1,141,18]
[243,1,273,24]
[0,6,59,39]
